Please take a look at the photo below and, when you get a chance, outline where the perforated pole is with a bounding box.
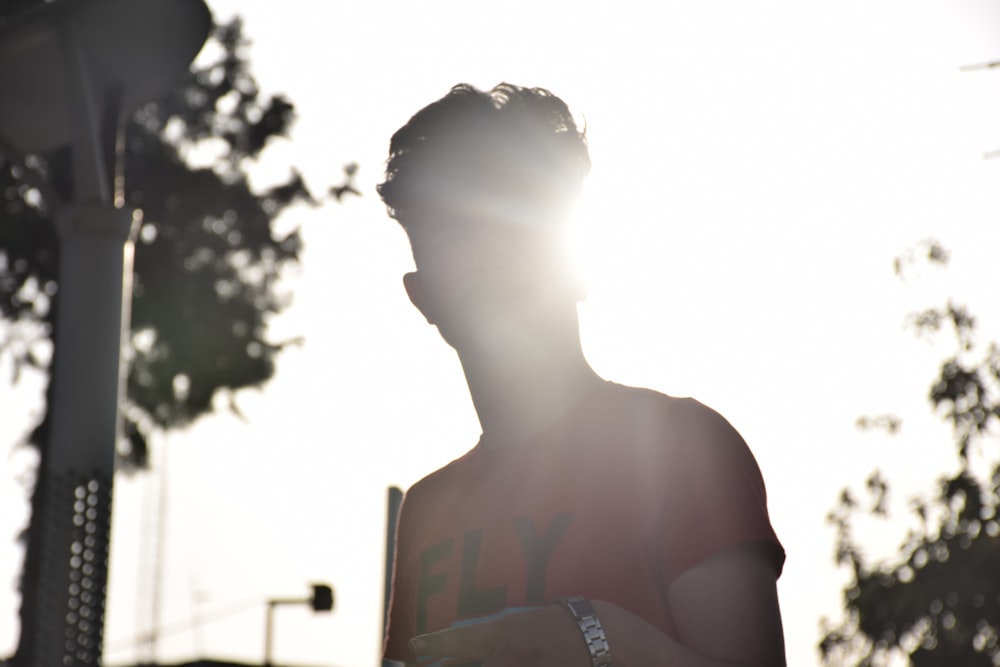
[30,204,139,667]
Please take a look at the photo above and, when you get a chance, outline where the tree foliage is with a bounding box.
[1,17,354,463]
[821,242,1000,667]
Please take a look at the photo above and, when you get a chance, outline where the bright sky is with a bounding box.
[3,2,1000,667]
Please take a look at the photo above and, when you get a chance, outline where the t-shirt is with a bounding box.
[383,382,784,665]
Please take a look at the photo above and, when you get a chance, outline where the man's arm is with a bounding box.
[664,544,785,666]
[591,545,785,667]
[409,543,785,667]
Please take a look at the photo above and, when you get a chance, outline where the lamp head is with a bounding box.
[0,0,211,157]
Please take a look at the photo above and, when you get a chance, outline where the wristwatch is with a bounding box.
[553,595,612,667]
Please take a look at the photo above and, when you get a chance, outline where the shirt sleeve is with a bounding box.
[656,398,785,588]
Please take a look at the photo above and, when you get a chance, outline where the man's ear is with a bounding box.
[403,271,436,324]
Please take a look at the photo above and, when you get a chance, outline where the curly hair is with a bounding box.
[377,83,591,230]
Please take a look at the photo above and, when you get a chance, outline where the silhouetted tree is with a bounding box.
[0,12,356,665]
[820,241,1000,667]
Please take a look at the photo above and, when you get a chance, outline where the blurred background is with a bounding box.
[2,1,1000,666]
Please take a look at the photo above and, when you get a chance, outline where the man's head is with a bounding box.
[378,82,591,235]
[378,83,591,355]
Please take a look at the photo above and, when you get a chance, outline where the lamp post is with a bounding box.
[264,584,335,667]
[0,1,209,665]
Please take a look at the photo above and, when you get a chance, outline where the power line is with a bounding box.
[104,597,262,658]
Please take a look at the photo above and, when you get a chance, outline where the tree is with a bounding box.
[820,241,1000,667]
[0,12,356,664]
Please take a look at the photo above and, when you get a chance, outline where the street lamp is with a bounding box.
[0,1,210,665]
[264,584,335,667]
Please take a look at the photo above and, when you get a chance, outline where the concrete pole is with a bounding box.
[22,10,142,664]
[382,486,403,647]
[28,203,139,667]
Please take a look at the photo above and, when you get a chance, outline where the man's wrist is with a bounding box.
[553,595,612,667]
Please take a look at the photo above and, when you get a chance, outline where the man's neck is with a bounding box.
[457,340,604,449]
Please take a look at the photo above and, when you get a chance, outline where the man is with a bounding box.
[378,83,786,667]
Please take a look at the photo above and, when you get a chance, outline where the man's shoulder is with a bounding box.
[603,382,725,429]
[602,382,748,454]
[400,443,481,506]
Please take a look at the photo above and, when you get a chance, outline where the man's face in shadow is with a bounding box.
[402,207,581,358]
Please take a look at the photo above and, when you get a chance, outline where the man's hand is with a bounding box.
[408,601,684,667]
[409,605,591,667]
[407,544,786,667]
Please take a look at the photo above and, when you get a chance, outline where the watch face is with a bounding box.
[555,595,593,618]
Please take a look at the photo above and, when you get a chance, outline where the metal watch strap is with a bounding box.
[553,595,612,667]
